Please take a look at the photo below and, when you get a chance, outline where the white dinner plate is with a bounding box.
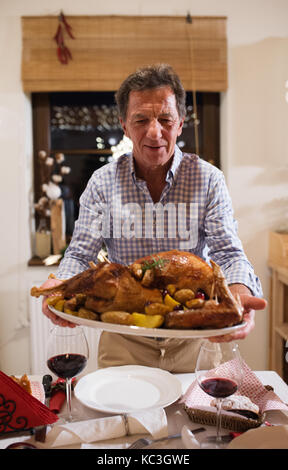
[74,365,182,414]
[49,305,246,339]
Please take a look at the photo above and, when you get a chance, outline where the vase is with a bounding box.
[50,198,66,254]
[35,219,51,259]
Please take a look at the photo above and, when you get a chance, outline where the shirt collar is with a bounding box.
[168,145,183,181]
[128,145,183,183]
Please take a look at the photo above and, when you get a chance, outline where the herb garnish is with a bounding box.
[141,256,167,274]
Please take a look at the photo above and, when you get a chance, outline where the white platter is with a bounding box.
[49,305,246,339]
[74,365,182,414]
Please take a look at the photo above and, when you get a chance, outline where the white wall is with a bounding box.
[0,0,287,374]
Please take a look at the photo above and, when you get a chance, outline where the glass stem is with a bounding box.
[215,398,223,442]
[66,378,73,422]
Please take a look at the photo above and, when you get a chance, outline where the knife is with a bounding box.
[34,374,53,442]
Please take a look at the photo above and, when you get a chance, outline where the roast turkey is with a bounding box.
[30,250,243,329]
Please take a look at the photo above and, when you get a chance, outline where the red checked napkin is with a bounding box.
[181,360,288,414]
[0,371,58,434]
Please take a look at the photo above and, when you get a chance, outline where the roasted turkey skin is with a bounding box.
[129,250,214,297]
[30,261,162,313]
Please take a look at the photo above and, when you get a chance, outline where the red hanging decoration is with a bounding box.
[53,11,75,65]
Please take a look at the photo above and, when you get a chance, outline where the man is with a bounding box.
[42,64,266,372]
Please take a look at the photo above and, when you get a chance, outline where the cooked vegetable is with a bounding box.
[173,288,195,304]
[185,298,205,309]
[54,299,65,311]
[131,313,164,328]
[101,311,133,325]
[144,302,171,316]
[77,308,99,320]
[164,293,181,310]
[47,295,64,306]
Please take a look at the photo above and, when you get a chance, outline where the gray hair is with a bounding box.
[115,64,186,122]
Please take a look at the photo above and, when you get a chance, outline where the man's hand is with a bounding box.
[41,278,76,328]
[209,283,267,342]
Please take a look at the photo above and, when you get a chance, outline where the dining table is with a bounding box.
[1,368,288,451]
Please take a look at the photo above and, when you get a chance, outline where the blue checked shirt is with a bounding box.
[57,146,262,297]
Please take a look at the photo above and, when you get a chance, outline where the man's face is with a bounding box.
[120,86,184,171]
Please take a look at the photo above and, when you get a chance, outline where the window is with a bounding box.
[32,91,220,241]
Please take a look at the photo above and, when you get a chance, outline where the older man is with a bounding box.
[41,64,266,372]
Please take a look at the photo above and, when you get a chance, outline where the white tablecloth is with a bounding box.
[1,370,288,449]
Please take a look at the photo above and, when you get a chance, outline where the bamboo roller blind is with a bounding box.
[21,15,227,92]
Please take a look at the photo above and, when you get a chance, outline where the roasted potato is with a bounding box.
[101,311,133,325]
[46,295,64,306]
[173,289,195,304]
[54,299,65,311]
[64,307,76,315]
[185,298,205,309]
[166,284,177,296]
[77,307,99,320]
[144,302,171,316]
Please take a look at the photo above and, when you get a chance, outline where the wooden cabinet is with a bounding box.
[269,232,288,380]
[269,263,288,378]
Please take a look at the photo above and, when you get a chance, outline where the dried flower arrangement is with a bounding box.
[34,150,71,230]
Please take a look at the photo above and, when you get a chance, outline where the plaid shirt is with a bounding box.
[57,146,262,297]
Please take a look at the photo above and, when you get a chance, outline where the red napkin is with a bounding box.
[49,379,66,414]
[0,371,58,433]
[49,378,77,414]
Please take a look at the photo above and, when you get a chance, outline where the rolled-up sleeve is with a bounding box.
[204,170,263,297]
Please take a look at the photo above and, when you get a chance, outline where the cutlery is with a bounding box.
[127,427,205,449]
[34,374,53,442]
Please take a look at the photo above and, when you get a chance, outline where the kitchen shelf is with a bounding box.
[275,324,288,341]
[28,256,60,267]
[269,262,288,379]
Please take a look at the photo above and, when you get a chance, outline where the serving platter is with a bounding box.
[48,305,246,339]
[74,365,182,414]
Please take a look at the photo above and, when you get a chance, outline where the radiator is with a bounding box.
[29,296,101,375]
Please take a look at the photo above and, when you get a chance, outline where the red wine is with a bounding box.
[200,377,238,398]
[47,353,87,379]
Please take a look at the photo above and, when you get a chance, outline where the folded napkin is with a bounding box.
[31,408,167,448]
[49,379,67,414]
[49,390,66,414]
[181,424,288,450]
[181,425,201,449]
[180,361,288,431]
[182,361,288,413]
[0,371,58,433]
[227,425,288,449]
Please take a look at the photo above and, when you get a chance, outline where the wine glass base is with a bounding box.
[200,435,230,449]
[56,413,83,425]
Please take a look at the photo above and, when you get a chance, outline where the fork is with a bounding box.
[127,427,205,449]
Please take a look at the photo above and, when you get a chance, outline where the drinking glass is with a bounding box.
[46,325,89,422]
[195,340,243,448]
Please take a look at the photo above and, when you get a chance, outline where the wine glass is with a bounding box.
[195,340,244,448]
[46,325,89,422]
